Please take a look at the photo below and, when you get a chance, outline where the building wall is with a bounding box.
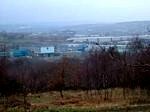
[40,47,55,54]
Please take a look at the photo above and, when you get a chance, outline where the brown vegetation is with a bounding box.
[0,38,150,111]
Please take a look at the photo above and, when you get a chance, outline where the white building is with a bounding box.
[37,46,55,57]
[40,47,55,54]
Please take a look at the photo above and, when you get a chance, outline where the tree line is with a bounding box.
[0,38,150,110]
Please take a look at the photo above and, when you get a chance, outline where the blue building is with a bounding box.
[10,48,31,57]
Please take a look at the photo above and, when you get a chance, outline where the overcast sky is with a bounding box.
[0,0,150,24]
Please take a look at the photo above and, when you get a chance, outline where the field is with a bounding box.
[1,88,150,112]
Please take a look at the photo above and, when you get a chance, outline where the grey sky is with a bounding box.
[0,0,150,24]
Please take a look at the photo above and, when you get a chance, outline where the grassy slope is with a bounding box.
[3,89,150,111]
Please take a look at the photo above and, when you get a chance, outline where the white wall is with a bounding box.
[40,47,54,53]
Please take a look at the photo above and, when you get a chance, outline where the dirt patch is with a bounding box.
[30,103,49,111]
[52,98,80,106]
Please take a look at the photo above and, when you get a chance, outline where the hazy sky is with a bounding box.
[1,0,150,24]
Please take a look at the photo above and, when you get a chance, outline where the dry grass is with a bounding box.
[26,88,150,111]
[1,88,150,111]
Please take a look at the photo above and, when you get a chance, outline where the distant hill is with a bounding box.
[0,21,150,36]
[0,24,61,33]
[63,21,150,36]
